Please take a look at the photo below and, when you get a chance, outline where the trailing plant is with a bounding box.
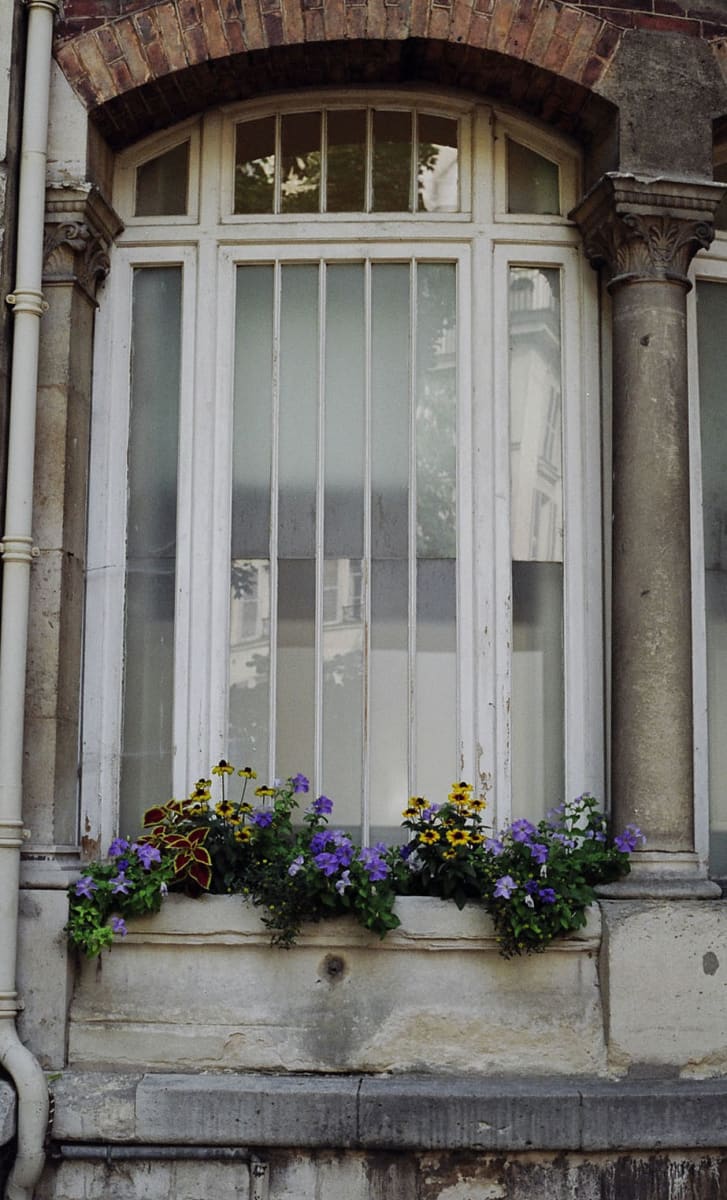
[67,764,643,959]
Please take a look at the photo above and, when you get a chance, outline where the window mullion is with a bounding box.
[314,261,326,795]
[408,259,418,796]
[268,261,282,782]
[362,258,373,840]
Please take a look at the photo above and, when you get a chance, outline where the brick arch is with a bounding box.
[54,0,621,150]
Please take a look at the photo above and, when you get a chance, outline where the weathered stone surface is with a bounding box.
[0,1082,16,1147]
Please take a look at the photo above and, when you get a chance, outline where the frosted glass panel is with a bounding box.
[228,560,270,769]
[327,110,366,212]
[281,112,321,213]
[373,110,412,212]
[416,560,457,805]
[135,141,189,216]
[418,115,458,212]
[509,267,563,563]
[232,265,273,558]
[234,117,275,214]
[696,281,727,875]
[511,562,564,823]
[121,267,182,832]
[277,560,315,779]
[323,558,364,828]
[416,262,456,557]
[279,265,318,557]
[371,264,410,558]
[370,560,409,838]
[325,264,365,558]
[507,138,560,215]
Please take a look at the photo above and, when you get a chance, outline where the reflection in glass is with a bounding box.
[325,264,365,558]
[371,264,410,558]
[416,560,457,808]
[281,112,321,213]
[234,117,275,214]
[323,558,364,829]
[509,266,564,821]
[416,262,456,558]
[373,110,412,212]
[279,265,319,557]
[370,560,409,838]
[232,266,273,558]
[327,110,366,212]
[228,560,271,770]
[121,267,182,833]
[135,141,190,217]
[697,281,727,875]
[507,138,560,215]
[417,115,458,212]
[277,560,315,779]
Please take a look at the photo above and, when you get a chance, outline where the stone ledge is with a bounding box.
[50,1071,727,1153]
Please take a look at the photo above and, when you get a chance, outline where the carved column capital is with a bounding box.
[570,174,727,290]
[43,184,123,303]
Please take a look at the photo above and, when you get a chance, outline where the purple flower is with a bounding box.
[74,876,97,899]
[485,837,505,856]
[110,872,132,895]
[538,887,557,904]
[108,837,130,858]
[314,852,340,877]
[524,879,539,894]
[251,808,274,828]
[510,818,537,844]
[614,824,645,854]
[529,842,549,865]
[358,846,390,881]
[335,870,351,895]
[116,858,129,872]
[288,855,305,877]
[132,842,162,870]
[310,831,330,854]
[400,843,414,861]
[493,875,517,899]
[292,773,310,794]
[111,916,127,937]
[311,794,333,816]
[551,832,576,850]
[422,804,441,822]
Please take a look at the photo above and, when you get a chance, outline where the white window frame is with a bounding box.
[82,90,603,848]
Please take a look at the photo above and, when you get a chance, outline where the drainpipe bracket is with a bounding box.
[5,291,48,316]
[0,993,21,1019]
[0,539,40,564]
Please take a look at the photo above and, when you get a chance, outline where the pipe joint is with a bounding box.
[0,538,39,565]
[0,993,21,1019]
[0,818,25,850]
[22,0,60,13]
[5,290,48,318]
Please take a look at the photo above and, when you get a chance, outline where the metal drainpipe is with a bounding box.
[0,0,59,1197]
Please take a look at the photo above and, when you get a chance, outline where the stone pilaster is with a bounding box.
[572,174,725,897]
[20,184,121,885]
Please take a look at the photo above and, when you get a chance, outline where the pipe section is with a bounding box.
[0,0,60,1196]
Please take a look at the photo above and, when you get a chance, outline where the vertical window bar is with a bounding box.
[362,257,373,839]
[365,108,373,214]
[314,261,327,793]
[411,111,419,214]
[268,261,282,782]
[408,259,418,794]
[273,115,282,216]
[320,110,328,214]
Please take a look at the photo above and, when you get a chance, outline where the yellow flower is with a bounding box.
[446,828,470,847]
[418,829,440,845]
[255,786,275,798]
[212,760,235,776]
[443,849,457,861]
[234,826,254,843]
[238,767,257,779]
[448,789,471,807]
[402,806,421,819]
[239,802,253,815]
[409,796,427,810]
[469,831,484,846]
[215,800,235,820]
[468,798,487,812]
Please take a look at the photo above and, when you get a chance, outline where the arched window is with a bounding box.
[83,92,602,845]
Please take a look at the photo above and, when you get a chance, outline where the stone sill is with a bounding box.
[49,1070,727,1154]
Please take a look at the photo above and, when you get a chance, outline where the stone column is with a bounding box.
[573,175,724,897]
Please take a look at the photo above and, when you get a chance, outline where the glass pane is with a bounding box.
[277,560,315,779]
[370,560,409,839]
[322,558,364,828]
[509,268,563,563]
[697,281,727,875]
[371,264,410,558]
[416,560,457,805]
[511,562,565,824]
[135,141,189,217]
[279,265,318,558]
[372,110,412,212]
[234,117,275,214]
[714,162,727,232]
[281,112,321,213]
[327,110,366,212]
[232,265,273,558]
[120,267,182,831]
[228,560,271,770]
[417,115,458,212]
[324,264,365,558]
[507,138,560,215]
[416,262,456,557]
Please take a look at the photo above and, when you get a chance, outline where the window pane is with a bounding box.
[234,117,275,214]
[371,264,410,557]
[509,267,564,820]
[372,110,412,212]
[281,112,321,213]
[229,560,271,769]
[507,138,560,215]
[279,264,319,557]
[416,559,457,807]
[135,141,189,216]
[232,265,273,558]
[697,281,727,875]
[322,558,364,828]
[121,267,182,832]
[370,560,409,839]
[277,560,315,779]
[417,114,458,212]
[416,262,456,558]
[327,110,366,212]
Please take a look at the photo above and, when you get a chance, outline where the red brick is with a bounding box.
[74,33,117,101]
[367,0,390,36]
[154,3,189,69]
[54,40,86,86]
[73,73,102,108]
[301,6,324,35]
[467,9,492,43]
[241,0,267,50]
[487,0,517,50]
[385,4,410,35]
[593,20,620,56]
[94,24,123,63]
[524,1,559,61]
[107,56,136,93]
[133,13,172,76]
[554,5,583,37]
[324,0,347,39]
[262,9,285,40]
[345,3,368,36]
[541,31,571,69]
[177,0,202,28]
[561,19,597,80]
[428,3,452,37]
[200,0,233,55]
[580,51,608,85]
[110,19,153,85]
[260,0,280,14]
[178,20,209,62]
[451,0,476,43]
[410,0,430,34]
[634,11,699,29]
[505,0,537,56]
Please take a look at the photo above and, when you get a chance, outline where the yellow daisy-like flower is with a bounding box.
[468,798,487,812]
[468,831,484,846]
[189,787,211,803]
[212,760,235,776]
[446,828,471,847]
[402,805,421,819]
[239,802,253,815]
[187,801,206,816]
[234,826,254,843]
[215,800,236,820]
[255,786,275,798]
[409,796,427,810]
[238,767,257,779]
[448,789,471,807]
[443,849,457,861]
[418,829,440,845]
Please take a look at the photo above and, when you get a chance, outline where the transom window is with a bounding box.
[84,92,601,848]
